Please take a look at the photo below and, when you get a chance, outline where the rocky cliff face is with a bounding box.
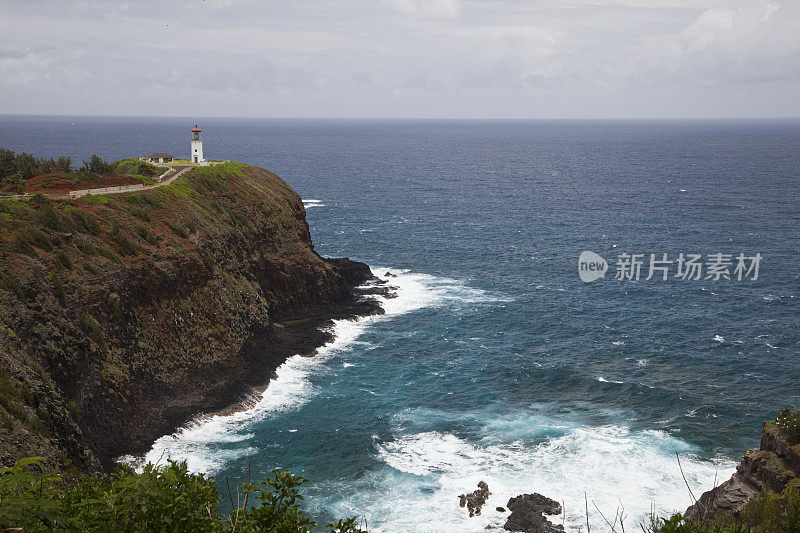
[685,415,800,522]
[0,163,380,473]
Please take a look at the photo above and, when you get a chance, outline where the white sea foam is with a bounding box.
[120,265,729,532]
[713,335,725,343]
[597,376,624,384]
[123,321,362,472]
[302,199,325,208]
[373,268,511,313]
[123,268,507,473]
[346,425,735,532]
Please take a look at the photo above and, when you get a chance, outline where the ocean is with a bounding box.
[1,116,798,531]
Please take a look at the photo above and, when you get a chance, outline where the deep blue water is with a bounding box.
[1,116,799,531]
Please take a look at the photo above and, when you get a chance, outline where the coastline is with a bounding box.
[113,263,396,469]
[122,267,444,474]
[0,160,413,474]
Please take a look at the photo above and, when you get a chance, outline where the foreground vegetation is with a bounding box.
[0,458,366,532]
[4,455,796,533]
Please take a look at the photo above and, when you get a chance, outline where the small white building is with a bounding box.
[190,124,208,165]
[145,153,173,164]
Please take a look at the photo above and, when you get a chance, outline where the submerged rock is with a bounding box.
[504,493,564,533]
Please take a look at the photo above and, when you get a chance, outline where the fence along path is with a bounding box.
[3,162,228,201]
[67,165,190,198]
[0,166,191,200]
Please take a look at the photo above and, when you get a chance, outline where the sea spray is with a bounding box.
[320,425,736,532]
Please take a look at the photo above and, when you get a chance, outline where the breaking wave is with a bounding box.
[122,268,508,473]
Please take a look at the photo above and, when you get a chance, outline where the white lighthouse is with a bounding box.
[190,124,206,164]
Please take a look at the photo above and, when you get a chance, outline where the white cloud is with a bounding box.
[623,2,800,88]
[682,7,737,50]
[383,0,461,18]
[0,0,797,117]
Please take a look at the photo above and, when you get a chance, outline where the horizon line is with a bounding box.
[2,113,800,122]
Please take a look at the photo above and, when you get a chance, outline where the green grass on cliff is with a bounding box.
[0,372,34,431]
[0,457,367,532]
[113,158,163,179]
[773,408,800,445]
[0,161,303,267]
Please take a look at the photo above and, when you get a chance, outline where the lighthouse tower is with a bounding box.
[190,124,205,164]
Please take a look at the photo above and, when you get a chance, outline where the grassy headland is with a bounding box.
[0,160,377,475]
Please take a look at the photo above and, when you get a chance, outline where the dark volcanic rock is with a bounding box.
[458,481,492,517]
[507,493,562,516]
[685,419,800,522]
[504,493,564,533]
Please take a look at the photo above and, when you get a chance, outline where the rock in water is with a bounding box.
[458,481,492,517]
[507,493,562,516]
[504,493,564,533]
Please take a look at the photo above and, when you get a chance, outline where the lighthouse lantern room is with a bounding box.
[190,124,205,164]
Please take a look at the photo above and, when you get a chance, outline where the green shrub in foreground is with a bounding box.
[0,457,367,532]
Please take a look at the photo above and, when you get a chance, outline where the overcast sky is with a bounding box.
[1,0,798,119]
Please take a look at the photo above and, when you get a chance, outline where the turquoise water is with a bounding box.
[2,117,799,530]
